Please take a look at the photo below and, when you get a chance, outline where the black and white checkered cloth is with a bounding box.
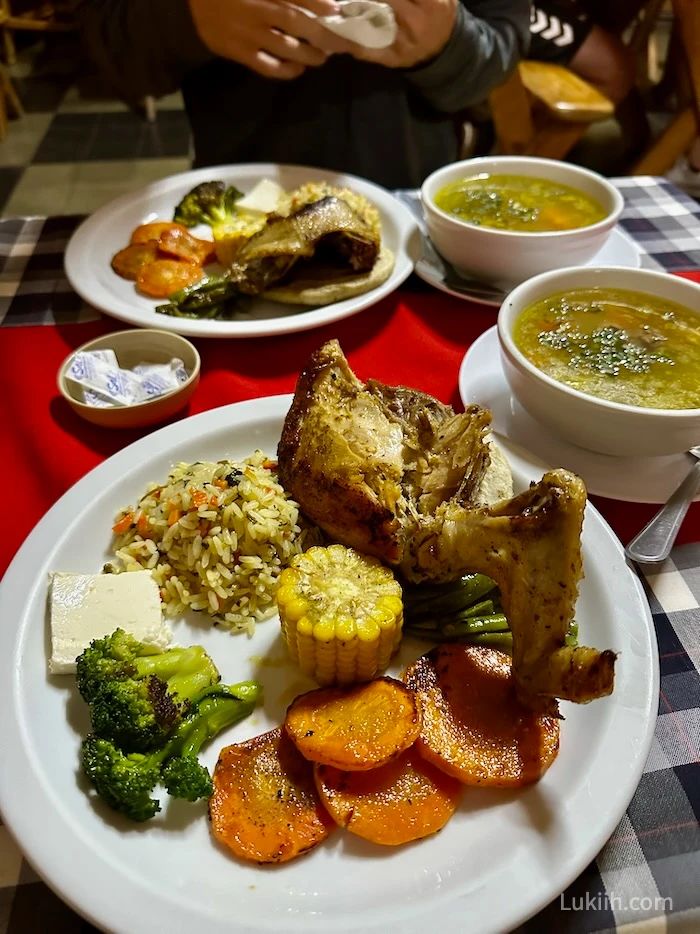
[0,177,699,933]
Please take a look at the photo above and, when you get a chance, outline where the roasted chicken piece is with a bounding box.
[278,340,616,716]
[229,195,379,295]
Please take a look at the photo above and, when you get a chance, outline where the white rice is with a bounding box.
[110,450,315,634]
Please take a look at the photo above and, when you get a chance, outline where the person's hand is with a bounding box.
[351,0,458,69]
[188,0,356,79]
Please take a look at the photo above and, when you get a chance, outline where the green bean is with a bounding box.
[465,632,514,648]
[440,614,508,637]
[402,573,497,615]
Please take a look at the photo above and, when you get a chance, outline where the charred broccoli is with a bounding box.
[172,180,243,236]
[81,681,261,821]
[76,628,220,752]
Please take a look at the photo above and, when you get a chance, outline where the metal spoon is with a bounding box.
[415,235,509,303]
[625,446,700,564]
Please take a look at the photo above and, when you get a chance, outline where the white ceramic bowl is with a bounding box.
[420,156,624,288]
[497,265,700,457]
[58,329,201,429]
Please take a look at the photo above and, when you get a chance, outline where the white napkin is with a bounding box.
[319,0,397,49]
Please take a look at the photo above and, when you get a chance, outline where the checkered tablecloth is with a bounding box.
[0,177,699,933]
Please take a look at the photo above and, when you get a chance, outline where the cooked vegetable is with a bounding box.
[111,240,160,280]
[76,627,220,749]
[403,574,579,650]
[284,677,421,771]
[157,226,216,266]
[130,221,189,244]
[156,272,246,319]
[172,180,245,238]
[403,645,560,788]
[278,544,403,686]
[81,682,260,822]
[314,746,462,846]
[210,726,335,864]
[402,573,508,642]
[136,259,204,298]
[75,628,260,820]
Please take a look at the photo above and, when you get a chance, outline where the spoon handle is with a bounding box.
[625,462,700,564]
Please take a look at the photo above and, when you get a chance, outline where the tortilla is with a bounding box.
[262,245,395,306]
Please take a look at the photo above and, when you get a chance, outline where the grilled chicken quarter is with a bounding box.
[277,340,616,716]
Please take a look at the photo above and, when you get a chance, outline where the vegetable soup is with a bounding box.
[434,174,607,232]
[513,287,700,409]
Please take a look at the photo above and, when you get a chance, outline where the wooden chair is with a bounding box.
[0,1,76,66]
[0,3,23,140]
[631,0,700,174]
[488,61,615,161]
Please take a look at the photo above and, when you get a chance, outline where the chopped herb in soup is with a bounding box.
[513,287,700,409]
[434,174,607,232]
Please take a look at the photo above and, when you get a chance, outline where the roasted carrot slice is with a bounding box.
[158,226,216,265]
[209,726,335,865]
[111,240,160,280]
[314,745,462,846]
[130,221,189,244]
[136,259,203,298]
[404,645,560,788]
[285,677,422,771]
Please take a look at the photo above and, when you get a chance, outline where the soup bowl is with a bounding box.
[497,265,700,457]
[421,156,624,288]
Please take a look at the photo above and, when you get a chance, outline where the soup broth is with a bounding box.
[434,174,607,232]
[513,287,700,409]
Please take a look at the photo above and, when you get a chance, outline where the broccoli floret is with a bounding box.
[88,675,183,752]
[81,734,164,822]
[162,682,261,801]
[173,181,243,233]
[76,629,221,752]
[81,681,262,820]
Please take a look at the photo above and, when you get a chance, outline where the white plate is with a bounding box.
[416,226,642,307]
[460,326,700,503]
[64,164,417,339]
[0,395,657,934]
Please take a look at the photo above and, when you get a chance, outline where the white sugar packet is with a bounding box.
[65,351,188,408]
[306,0,397,49]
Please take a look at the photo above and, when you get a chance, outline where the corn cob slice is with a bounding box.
[278,544,403,686]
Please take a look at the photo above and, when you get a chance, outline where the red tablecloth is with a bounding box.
[2,280,699,578]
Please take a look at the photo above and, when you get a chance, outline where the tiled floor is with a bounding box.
[0,36,192,218]
[0,35,696,220]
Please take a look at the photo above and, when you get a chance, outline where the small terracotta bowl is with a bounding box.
[57,329,201,428]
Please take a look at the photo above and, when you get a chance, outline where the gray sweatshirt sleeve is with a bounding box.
[404,0,531,114]
[74,0,213,104]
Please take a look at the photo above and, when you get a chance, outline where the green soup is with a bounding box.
[434,174,607,232]
[513,287,700,409]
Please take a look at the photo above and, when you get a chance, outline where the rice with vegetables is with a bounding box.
[110,451,315,633]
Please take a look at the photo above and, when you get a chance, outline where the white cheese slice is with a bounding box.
[49,570,171,675]
[236,178,286,215]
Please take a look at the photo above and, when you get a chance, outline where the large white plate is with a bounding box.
[0,395,657,934]
[64,164,417,338]
[415,226,642,307]
[459,326,700,503]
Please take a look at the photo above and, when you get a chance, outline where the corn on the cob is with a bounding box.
[278,544,403,686]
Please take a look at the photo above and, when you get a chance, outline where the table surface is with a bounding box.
[0,176,699,934]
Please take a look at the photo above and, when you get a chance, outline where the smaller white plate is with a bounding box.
[416,226,642,307]
[459,326,700,504]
